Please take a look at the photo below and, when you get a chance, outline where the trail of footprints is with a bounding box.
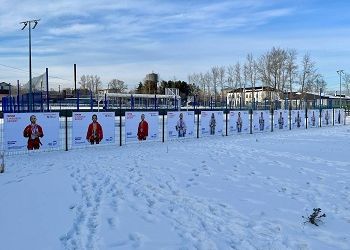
[61,166,108,249]
[60,144,348,249]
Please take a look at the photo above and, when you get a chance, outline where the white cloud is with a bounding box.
[1,0,349,91]
[48,24,101,36]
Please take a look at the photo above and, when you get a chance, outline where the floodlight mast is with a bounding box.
[20,19,40,111]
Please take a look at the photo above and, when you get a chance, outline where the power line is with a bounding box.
[0,63,71,82]
[0,63,28,73]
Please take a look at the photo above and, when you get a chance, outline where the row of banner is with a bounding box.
[3,109,345,151]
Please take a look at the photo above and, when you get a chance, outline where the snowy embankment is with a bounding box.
[1,126,350,250]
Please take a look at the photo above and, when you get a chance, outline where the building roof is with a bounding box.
[0,82,11,87]
[227,86,276,93]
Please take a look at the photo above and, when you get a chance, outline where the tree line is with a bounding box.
[135,80,199,99]
[76,47,350,101]
[187,47,329,103]
[78,75,128,94]
[77,75,199,99]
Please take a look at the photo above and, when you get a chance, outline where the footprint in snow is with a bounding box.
[129,233,144,248]
[107,217,115,229]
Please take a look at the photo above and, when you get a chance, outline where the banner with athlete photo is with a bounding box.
[274,110,289,130]
[4,113,59,151]
[125,111,159,143]
[291,110,305,129]
[72,112,115,147]
[321,109,332,127]
[334,109,345,125]
[253,110,270,133]
[307,109,320,128]
[229,110,249,134]
[200,111,223,136]
[167,111,195,139]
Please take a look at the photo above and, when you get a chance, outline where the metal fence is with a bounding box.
[1,107,348,156]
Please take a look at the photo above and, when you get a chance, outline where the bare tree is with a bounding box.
[312,74,327,93]
[342,73,350,95]
[188,47,328,109]
[297,53,324,109]
[299,53,317,94]
[187,73,202,102]
[218,66,226,103]
[257,47,288,103]
[87,75,93,91]
[227,65,235,89]
[234,62,242,89]
[234,62,243,105]
[270,47,288,95]
[211,66,220,104]
[188,73,201,92]
[79,75,88,90]
[244,53,258,105]
[198,73,207,102]
[193,73,202,96]
[109,79,128,93]
[79,74,102,94]
[203,71,212,105]
[286,49,298,93]
[243,63,249,106]
[187,74,193,87]
[257,53,272,89]
[92,75,102,94]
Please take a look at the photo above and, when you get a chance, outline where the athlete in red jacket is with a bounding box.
[137,114,148,140]
[86,114,103,144]
[23,115,44,150]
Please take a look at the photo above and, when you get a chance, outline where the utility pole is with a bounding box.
[59,84,61,111]
[74,64,77,97]
[20,19,40,111]
[337,70,344,108]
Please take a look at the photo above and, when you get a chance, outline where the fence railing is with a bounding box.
[0,108,348,156]
[3,92,348,113]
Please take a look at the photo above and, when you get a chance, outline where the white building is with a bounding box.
[226,86,277,107]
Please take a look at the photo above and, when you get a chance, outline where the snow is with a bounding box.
[1,125,350,250]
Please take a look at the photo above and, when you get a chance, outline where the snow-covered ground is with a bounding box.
[1,125,350,250]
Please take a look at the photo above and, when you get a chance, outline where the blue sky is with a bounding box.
[1,0,350,90]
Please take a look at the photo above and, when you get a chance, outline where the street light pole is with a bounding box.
[20,19,40,111]
[337,70,344,108]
